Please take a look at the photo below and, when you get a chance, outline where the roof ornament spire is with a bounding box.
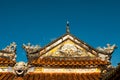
[66,21,70,33]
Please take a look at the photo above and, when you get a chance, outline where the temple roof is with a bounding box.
[29,57,110,67]
[0,57,16,67]
[0,22,118,80]
[39,33,98,56]
[26,33,99,61]
[0,72,101,80]
[26,32,115,67]
[0,42,16,67]
[21,22,116,64]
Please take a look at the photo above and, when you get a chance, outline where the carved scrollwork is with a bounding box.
[0,42,17,61]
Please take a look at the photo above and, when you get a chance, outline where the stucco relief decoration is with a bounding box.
[0,42,16,61]
[23,43,41,54]
[57,44,83,57]
[97,44,117,61]
[97,44,117,54]
[3,42,17,52]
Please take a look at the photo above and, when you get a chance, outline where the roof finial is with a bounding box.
[66,21,70,33]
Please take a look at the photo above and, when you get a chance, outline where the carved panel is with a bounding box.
[42,40,95,57]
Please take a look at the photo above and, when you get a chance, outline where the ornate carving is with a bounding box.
[3,42,17,53]
[23,43,41,54]
[57,44,83,57]
[23,43,41,60]
[97,44,117,61]
[97,44,117,54]
[0,42,17,61]
[14,62,28,76]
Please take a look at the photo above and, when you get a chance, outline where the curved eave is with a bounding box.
[0,72,101,80]
[29,57,110,67]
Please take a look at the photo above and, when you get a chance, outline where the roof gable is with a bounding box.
[39,33,98,58]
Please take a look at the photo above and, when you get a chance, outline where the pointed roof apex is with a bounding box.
[66,21,70,33]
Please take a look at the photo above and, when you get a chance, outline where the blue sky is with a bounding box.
[0,0,120,66]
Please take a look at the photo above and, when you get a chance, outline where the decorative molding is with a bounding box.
[34,67,101,73]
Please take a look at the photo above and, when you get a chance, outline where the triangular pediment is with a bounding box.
[39,33,98,58]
